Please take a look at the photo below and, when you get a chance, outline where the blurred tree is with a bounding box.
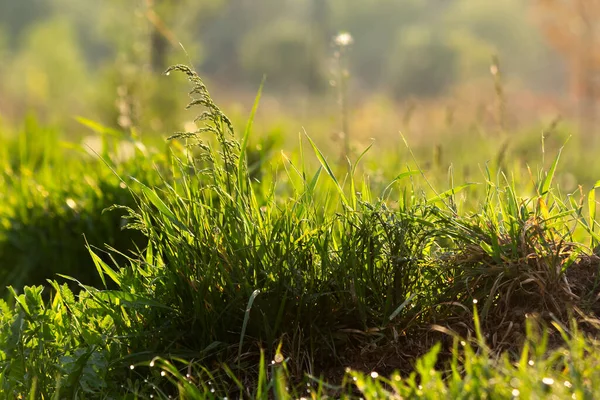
[0,0,50,48]
[386,27,459,98]
[200,0,252,81]
[445,0,560,90]
[329,0,425,90]
[0,28,10,119]
[240,20,327,92]
[0,0,572,130]
[533,0,600,135]
[4,18,90,126]
[308,0,331,91]
[144,0,225,71]
[146,0,179,72]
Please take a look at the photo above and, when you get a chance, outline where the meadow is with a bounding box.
[2,64,600,399]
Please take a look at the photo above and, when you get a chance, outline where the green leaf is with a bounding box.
[24,286,44,318]
[8,287,30,317]
[64,347,95,398]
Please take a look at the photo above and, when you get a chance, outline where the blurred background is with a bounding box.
[0,1,580,127]
[0,0,598,175]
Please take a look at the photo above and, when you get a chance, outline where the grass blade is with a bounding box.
[589,181,600,235]
[238,77,265,191]
[427,183,476,204]
[389,293,417,321]
[539,146,563,196]
[304,132,350,209]
[239,289,260,367]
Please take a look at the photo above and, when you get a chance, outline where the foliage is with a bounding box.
[240,20,327,91]
[386,27,459,98]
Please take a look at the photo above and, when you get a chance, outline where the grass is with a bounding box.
[0,115,173,293]
[1,64,600,398]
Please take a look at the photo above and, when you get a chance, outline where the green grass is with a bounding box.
[1,65,600,398]
[0,115,174,293]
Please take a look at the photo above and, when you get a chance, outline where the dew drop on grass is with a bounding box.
[166,71,171,76]
[161,371,166,377]
[512,389,520,397]
[150,360,155,367]
[472,299,478,304]
[542,377,555,385]
[129,365,135,370]
[528,360,535,366]
[564,381,572,388]
[370,371,379,379]
[66,198,77,209]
